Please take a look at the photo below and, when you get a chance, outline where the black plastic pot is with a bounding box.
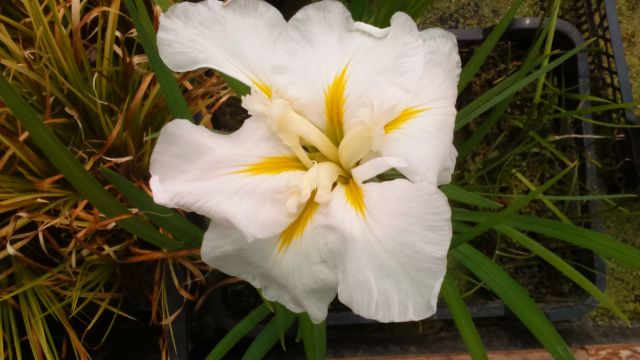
[207,18,608,331]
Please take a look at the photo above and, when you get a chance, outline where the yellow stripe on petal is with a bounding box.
[384,107,428,134]
[234,156,306,176]
[324,65,349,142]
[344,178,365,218]
[251,79,272,99]
[278,196,320,252]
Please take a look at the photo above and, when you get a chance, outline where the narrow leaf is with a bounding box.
[241,310,297,360]
[458,0,524,92]
[452,244,574,359]
[101,168,203,247]
[0,75,181,250]
[298,313,326,360]
[452,163,575,247]
[452,210,640,273]
[441,273,488,360]
[125,0,192,120]
[440,184,502,209]
[495,225,629,323]
[456,41,593,130]
[205,304,271,360]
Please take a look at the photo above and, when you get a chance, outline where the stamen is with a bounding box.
[338,123,380,170]
[286,162,345,213]
[268,99,340,166]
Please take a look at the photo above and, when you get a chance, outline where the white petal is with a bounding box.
[327,180,452,322]
[378,29,461,185]
[379,107,457,185]
[272,1,424,136]
[415,28,462,107]
[202,218,338,323]
[157,0,285,87]
[150,119,305,240]
[351,156,407,184]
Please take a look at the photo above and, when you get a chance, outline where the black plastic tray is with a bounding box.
[575,0,640,178]
[207,18,607,332]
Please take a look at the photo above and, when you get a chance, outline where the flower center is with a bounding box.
[267,98,380,210]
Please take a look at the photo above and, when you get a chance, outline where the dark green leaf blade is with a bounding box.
[205,304,271,360]
[440,184,502,209]
[452,163,575,247]
[440,273,488,360]
[452,210,640,273]
[298,313,326,360]
[458,0,524,92]
[452,244,574,359]
[0,75,181,250]
[495,225,628,323]
[241,309,297,360]
[101,168,203,247]
[125,0,192,120]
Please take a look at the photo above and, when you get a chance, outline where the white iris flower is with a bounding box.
[150,0,461,323]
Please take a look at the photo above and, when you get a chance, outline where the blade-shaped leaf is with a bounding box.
[0,75,181,250]
[452,210,640,272]
[452,163,575,247]
[458,0,524,92]
[456,40,592,130]
[101,168,203,247]
[440,184,502,210]
[298,313,326,360]
[241,309,297,360]
[495,225,629,323]
[452,244,574,359]
[440,273,488,360]
[125,0,192,120]
[205,304,271,360]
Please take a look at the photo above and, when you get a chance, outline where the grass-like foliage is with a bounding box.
[0,0,219,357]
[1,0,639,359]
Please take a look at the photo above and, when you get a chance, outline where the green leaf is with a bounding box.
[451,163,575,247]
[0,74,181,250]
[452,244,574,359]
[495,225,629,323]
[532,0,561,105]
[272,302,295,350]
[155,0,173,12]
[298,313,326,360]
[440,273,488,360]
[458,0,524,92]
[205,304,271,360]
[219,71,251,97]
[452,210,640,273]
[348,0,367,21]
[456,41,592,130]
[458,23,550,159]
[125,0,192,120]
[101,168,203,247]
[241,309,297,360]
[440,184,502,209]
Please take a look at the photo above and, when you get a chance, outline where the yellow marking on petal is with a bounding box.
[384,107,428,134]
[278,195,320,252]
[324,65,349,142]
[251,79,272,99]
[344,178,365,218]
[234,156,306,176]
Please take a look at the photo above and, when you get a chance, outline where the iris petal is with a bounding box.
[150,119,305,240]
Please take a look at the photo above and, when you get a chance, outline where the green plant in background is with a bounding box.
[0,0,218,357]
[1,0,640,360]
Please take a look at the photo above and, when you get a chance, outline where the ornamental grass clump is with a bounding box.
[0,0,221,357]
